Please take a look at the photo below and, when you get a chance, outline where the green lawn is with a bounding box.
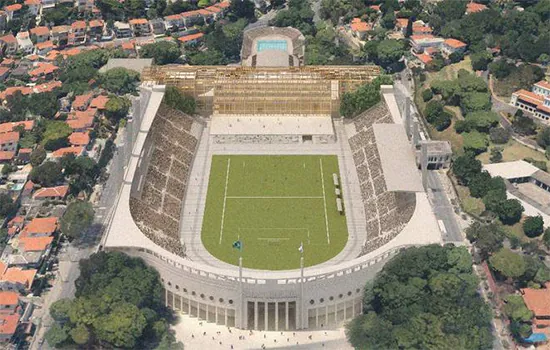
[201,155,348,270]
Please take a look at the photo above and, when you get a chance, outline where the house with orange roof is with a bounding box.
[32,185,69,200]
[16,148,31,164]
[0,121,32,134]
[70,21,87,45]
[3,4,21,21]
[33,80,62,94]
[121,41,136,56]
[18,236,54,252]
[0,261,36,293]
[533,80,550,97]
[28,62,58,80]
[511,80,550,123]
[51,25,70,46]
[29,26,50,43]
[350,18,371,40]
[0,86,32,101]
[0,291,20,315]
[466,1,488,14]
[164,14,183,31]
[129,18,151,36]
[414,53,433,69]
[1,58,14,67]
[521,283,550,334]
[88,19,104,39]
[0,34,18,56]
[66,110,95,131]
[0,312,20,342]
[22,217,58,237]
[15,31,33,55]
[178,32,204,45]
[0,66,9,81]
[0,151,15,162]
[441,38,467,56]
[205,4,225,20]
[181,10,206,27]
[72,92,93,111]
[0,132,18,153]
[24,0,41,16]
[114,21,132,38]
[51,146,84,158]
[35,40,54,55]
[68,131,90,146]
[89,95,109,110]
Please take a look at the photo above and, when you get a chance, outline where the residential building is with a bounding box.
[150,18,166,35]
[24,0,41,16]
[51,25,70,46]
[32,185,69,200]
[74,0,93,12]
[35,40,54,55]
[0,312,20,342]
[41,0,57,10]
[181,10,205,27]
[441,38,467,56]
[466,1,488,14]
[51,146,84,158]
[68,131,90,146]
[30,26,50,43]
[0,66,9,81]
[0,121,34,134]
[72,92,93,111]
[89,95,109,110]
[16,32,33,55]
[129,18,151,36]
[0,132,18,152]
[164,14,183,31]
[4,4,21,21]
[16,148,31,164]
[511,88,550,123]
[0,292,19,315]
[533,80,550,97]
[0,262,36,293]
[0,34,18,56]
[521,283,550,335]
[0,151,14,163]
[178,32,204,46]
[22,217,58,237]
[114,21,132,38]
[350,18,371,40]
[88,19,103,40]
[28,62,58,80]
[70,20,87,45]
[409,34,444,53]
[414,53,433,69]
[17,236,54,253]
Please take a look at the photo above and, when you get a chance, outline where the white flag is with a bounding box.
[298,242,304,253]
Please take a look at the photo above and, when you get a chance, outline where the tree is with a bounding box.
[452,153,482,185]
[489,60,514,79]
[40,121,72,151]
[465,221,504,259]
[105,96,131,122]
[99,68,140,95]
[0,193,16,217]
[45,324,69,348]
[460,92,491,115]
[60,201,95,240]
[482,188,507,213]
[489,248,526,279]
[50,299,73,323]
[523,215,544,238]
[229,0,255,21]
[30,147,47,168]
[434,0,467,22]
[422,89,433,102]
[346,245,493,350]
[188,49,226,65]
[340,76,392,118]
[503,295,533,322]
[470,51,492,71]
[544,227,550,248]
[537,127,550,149]
[469,172,505,198]
[495,199,524,225]
[376,39,405,71]
[139,41,181,65]
[489,127,510,144]
[463,131,488,155]
[70,324,90,345]
[94,303,147,348]
[490,147,503,163]
[163,87,196,115]
[465,111,499,133]
[28,90,61,119]
[30,161,64,187]
[512,115,536,136]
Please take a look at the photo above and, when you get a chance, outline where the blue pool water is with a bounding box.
[257,40,288,52]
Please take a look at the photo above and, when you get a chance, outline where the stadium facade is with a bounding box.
[101,27,441,331]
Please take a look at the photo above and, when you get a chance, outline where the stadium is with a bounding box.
[102,27,441,331]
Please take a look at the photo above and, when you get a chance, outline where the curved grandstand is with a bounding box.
[241,26,305,67]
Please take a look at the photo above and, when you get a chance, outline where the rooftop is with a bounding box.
[0,291,18,306]
[444,38,467,49]
[33,185,69,199]
[23,217,58,235]
[522,282,550,317]
[18,236,53,252]
[0,132,19,144]
[68,131,90,146]
[51,146,84,158]
[483,160,539,179]
[534,80,550,91]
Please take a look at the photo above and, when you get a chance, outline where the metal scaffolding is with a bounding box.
[141,65,381,116]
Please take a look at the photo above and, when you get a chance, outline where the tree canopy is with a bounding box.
[340,76,393,118]
[346,245,493,350]
[60,201,94,240]
[139,41,181,65]
[99,68,140,95]
[489,248,526,280]
[163,86,196,115]
[46,252,182,349]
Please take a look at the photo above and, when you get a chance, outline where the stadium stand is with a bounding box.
[129,104,202,257]
[349,101,416,255]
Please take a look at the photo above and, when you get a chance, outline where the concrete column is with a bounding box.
[412,121,419,147]
[254,301,258,330]
[404,97,411,138]
[275,302,279,331]
[265,301,268,331]
[334,303,337,323]
[325,305,328,326]
[343,301,346,320]
[206,304,209,322]
[215,306,218,324]
[165,289,168,307]
[188,297,191,315]
[285,302,289,330]
[316,307,319,327]
[225,308,228,326]
[172,293,176,311]
[180,295,183,312]
[421,142,428,191]
[352,298,355,317]
[197,301,201,319]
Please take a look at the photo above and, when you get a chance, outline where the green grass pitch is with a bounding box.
[201,155,349,270]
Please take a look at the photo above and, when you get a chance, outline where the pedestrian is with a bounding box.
[287,338,289,342]
[274,339,277,343]
[231,346,234,349]
[309,335,312,340]
[219,341,222,345]
[212,337,215,340]
[264,334,266,338]
[203,332,206,336]
[191,334,194,339]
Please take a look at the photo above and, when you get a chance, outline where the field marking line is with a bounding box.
[319,158,330,244]
[226,196,322,199]
[219,158,231,245]
[257,237,291,241]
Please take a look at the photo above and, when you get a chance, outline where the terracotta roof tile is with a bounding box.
[0,34,17,44]
[535,80,550,91]
[466,2,488,14]
[0,132,19,144]
[0,151,15,161]
[444,38,467,49]
[24,217,58,235]
[18,236,53,252]
[89,95,109,109]
[4,4,22,12]
[30,26,50,37]
[68,132,90,146]
[515,89,545,105]
[0,313,20,337]
[1,267,36,287]
[178,33,204,43]
[129,18,148,25]
[521,283,550,317]
[0,291,18,306]
[51,146,83,158]
[0,121,33,134]
[33,185,69,199]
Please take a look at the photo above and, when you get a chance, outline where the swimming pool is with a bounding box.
[257,40,288,52]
